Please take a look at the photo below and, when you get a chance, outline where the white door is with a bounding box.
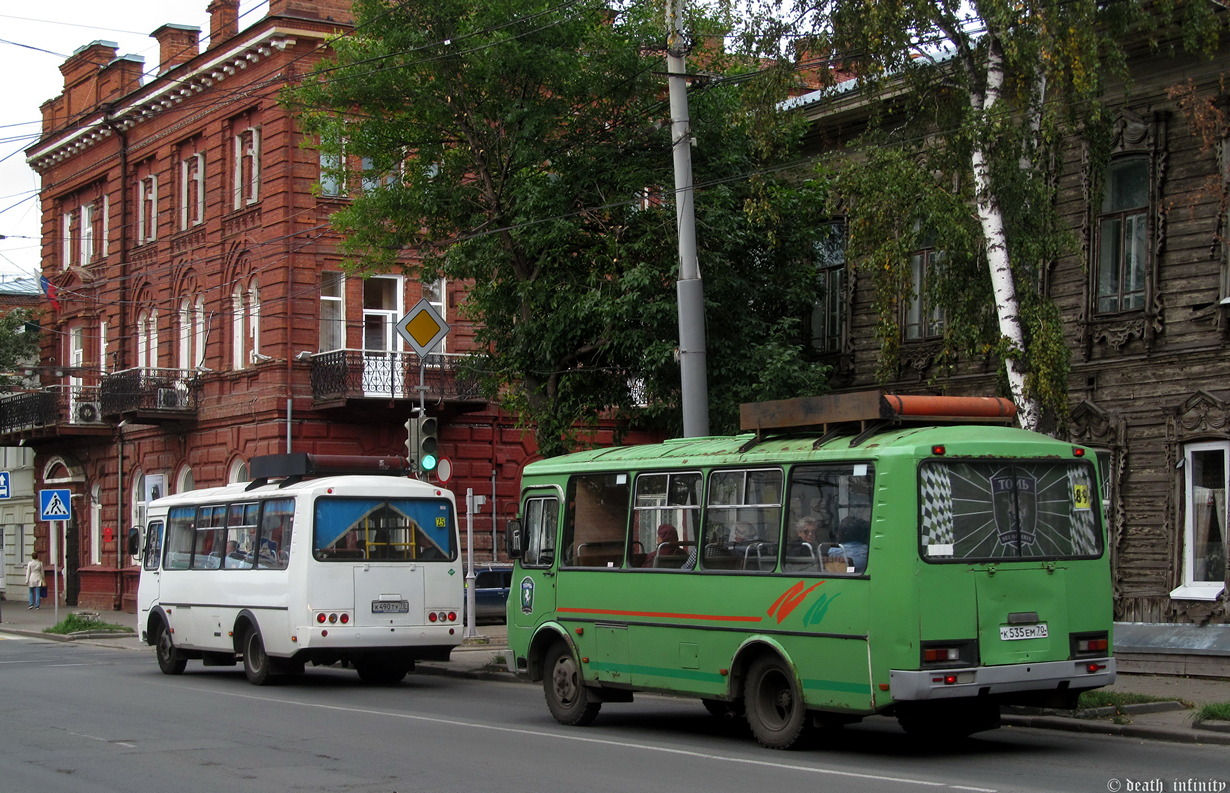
[362,276,404,397]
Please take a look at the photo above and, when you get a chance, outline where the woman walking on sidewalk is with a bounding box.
[25,551,45,609]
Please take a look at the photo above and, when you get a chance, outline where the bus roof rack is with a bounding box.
[739,391,1017,449]
[247,453,413,489]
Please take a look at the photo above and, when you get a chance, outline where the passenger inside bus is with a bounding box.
[643,524,696,569]
[827,515,870,573]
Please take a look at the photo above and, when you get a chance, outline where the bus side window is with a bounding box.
[521,496,558,567]
[258,498,294,570]
[563,474,629,568]
[785,464,874,575]
[704,469,782,572]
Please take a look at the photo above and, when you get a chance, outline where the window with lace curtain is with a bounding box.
[1174,442,1228,601]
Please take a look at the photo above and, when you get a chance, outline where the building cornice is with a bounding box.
[26,25,337,173]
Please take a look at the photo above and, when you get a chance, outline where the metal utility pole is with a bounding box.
[666,0,709,437]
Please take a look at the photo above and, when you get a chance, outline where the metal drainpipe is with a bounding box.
[101,106,129,563]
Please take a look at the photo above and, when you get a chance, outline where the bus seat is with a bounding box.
[576,541,623,567]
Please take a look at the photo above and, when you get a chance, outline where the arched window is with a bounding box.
[178,295,206,373]
[137,308,159,370]
[232,278,262,368]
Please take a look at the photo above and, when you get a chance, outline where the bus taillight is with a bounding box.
[448,611,457,622]
[920,640,976,667]
[316,613,327,624]
[339,613,350,624]
[1071,632,1110,656]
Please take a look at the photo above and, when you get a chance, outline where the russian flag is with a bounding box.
[40,276,59,311]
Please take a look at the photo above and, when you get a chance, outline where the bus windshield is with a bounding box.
[313,497,456,561]
[919,459,1102,561]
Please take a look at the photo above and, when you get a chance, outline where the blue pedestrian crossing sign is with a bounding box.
[39,489,72,522]
[0,471,9,500]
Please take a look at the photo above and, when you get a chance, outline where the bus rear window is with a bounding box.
[919,460,1102,562]
[313,497,456,561]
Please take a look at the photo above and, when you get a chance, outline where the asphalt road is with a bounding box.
[1,634,1225,793]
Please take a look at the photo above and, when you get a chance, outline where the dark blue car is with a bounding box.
[468,564,513,623]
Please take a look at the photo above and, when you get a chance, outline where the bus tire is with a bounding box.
[745,654,809,749]
[242,628,278,686]
[154,621,187,675]
[543,642,601,727]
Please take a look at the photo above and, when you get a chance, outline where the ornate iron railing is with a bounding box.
[99,367,201,415]
[0,384,105,433]
[308,350,482,403]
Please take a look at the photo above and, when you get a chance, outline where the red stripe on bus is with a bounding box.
[558,607,763,623]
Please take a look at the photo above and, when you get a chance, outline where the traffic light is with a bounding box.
[417,415,439,472]
[404,417,420,466]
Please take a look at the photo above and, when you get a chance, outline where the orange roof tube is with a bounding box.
[883,394,1017,420]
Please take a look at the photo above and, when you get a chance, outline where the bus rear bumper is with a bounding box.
[294,626,463,652]
[889,657,1116,701]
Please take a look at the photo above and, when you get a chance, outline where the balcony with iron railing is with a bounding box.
[99,367,201,422]
[0,383,112,440]
[308,350,483,407]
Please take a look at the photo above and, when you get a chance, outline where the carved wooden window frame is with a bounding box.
[1081,110,1169,357]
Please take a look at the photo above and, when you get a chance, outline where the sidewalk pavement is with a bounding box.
[3,597,1228,745]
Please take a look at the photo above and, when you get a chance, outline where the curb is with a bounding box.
[1000,713,1230,746]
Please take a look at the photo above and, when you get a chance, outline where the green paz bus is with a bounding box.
[504,392,1115,748]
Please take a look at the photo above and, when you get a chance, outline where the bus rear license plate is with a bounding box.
[1000,623,1048,641]
[372,600,409,614]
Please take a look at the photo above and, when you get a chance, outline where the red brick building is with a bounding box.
[6,0,639,611]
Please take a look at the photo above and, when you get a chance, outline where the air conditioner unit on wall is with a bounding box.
[74,401,102,423]
[157,388,185,409]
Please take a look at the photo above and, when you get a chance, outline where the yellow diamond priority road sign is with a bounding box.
[396,298,450,357]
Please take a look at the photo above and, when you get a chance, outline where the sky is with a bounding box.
[0,1,268,283]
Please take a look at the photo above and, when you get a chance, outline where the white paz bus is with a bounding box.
[132,454,464,685]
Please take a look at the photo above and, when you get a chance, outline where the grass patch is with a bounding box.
[1076,690,1182,710]
[43,613,134,635]
[1194,702,1230,722]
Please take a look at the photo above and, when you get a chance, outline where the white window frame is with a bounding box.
[232,127,260,209]
[61,210,74,269]
[178,295,206,373]
[79,202,94,264]
[138,175,158,244]
[180,151,205,230]
[137,308,159,370]
[320,272,345,351]
[1171,440,1228,601]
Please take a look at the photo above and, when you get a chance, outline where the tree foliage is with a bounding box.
[288,0,830,454]
[0,308,39,390]
[738,0,1220,430]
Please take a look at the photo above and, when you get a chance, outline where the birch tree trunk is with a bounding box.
[969,39,1042,431]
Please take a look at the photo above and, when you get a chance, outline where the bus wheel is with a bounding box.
[154,621,187,675]
[745,655,808,749]
[242,628,277,686]
[544,642,601,726]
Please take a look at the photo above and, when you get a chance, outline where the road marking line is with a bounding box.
[169,683,995,792]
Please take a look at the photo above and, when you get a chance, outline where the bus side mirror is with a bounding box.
[505,519,523,559]
[125,526,141,557]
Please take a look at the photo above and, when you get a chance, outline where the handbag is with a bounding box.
[39,585,47,598]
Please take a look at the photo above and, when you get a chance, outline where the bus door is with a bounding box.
[511,490,561,633]
[919,459,1102,666]
[353,563,424,628]
[137,520,164,620]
